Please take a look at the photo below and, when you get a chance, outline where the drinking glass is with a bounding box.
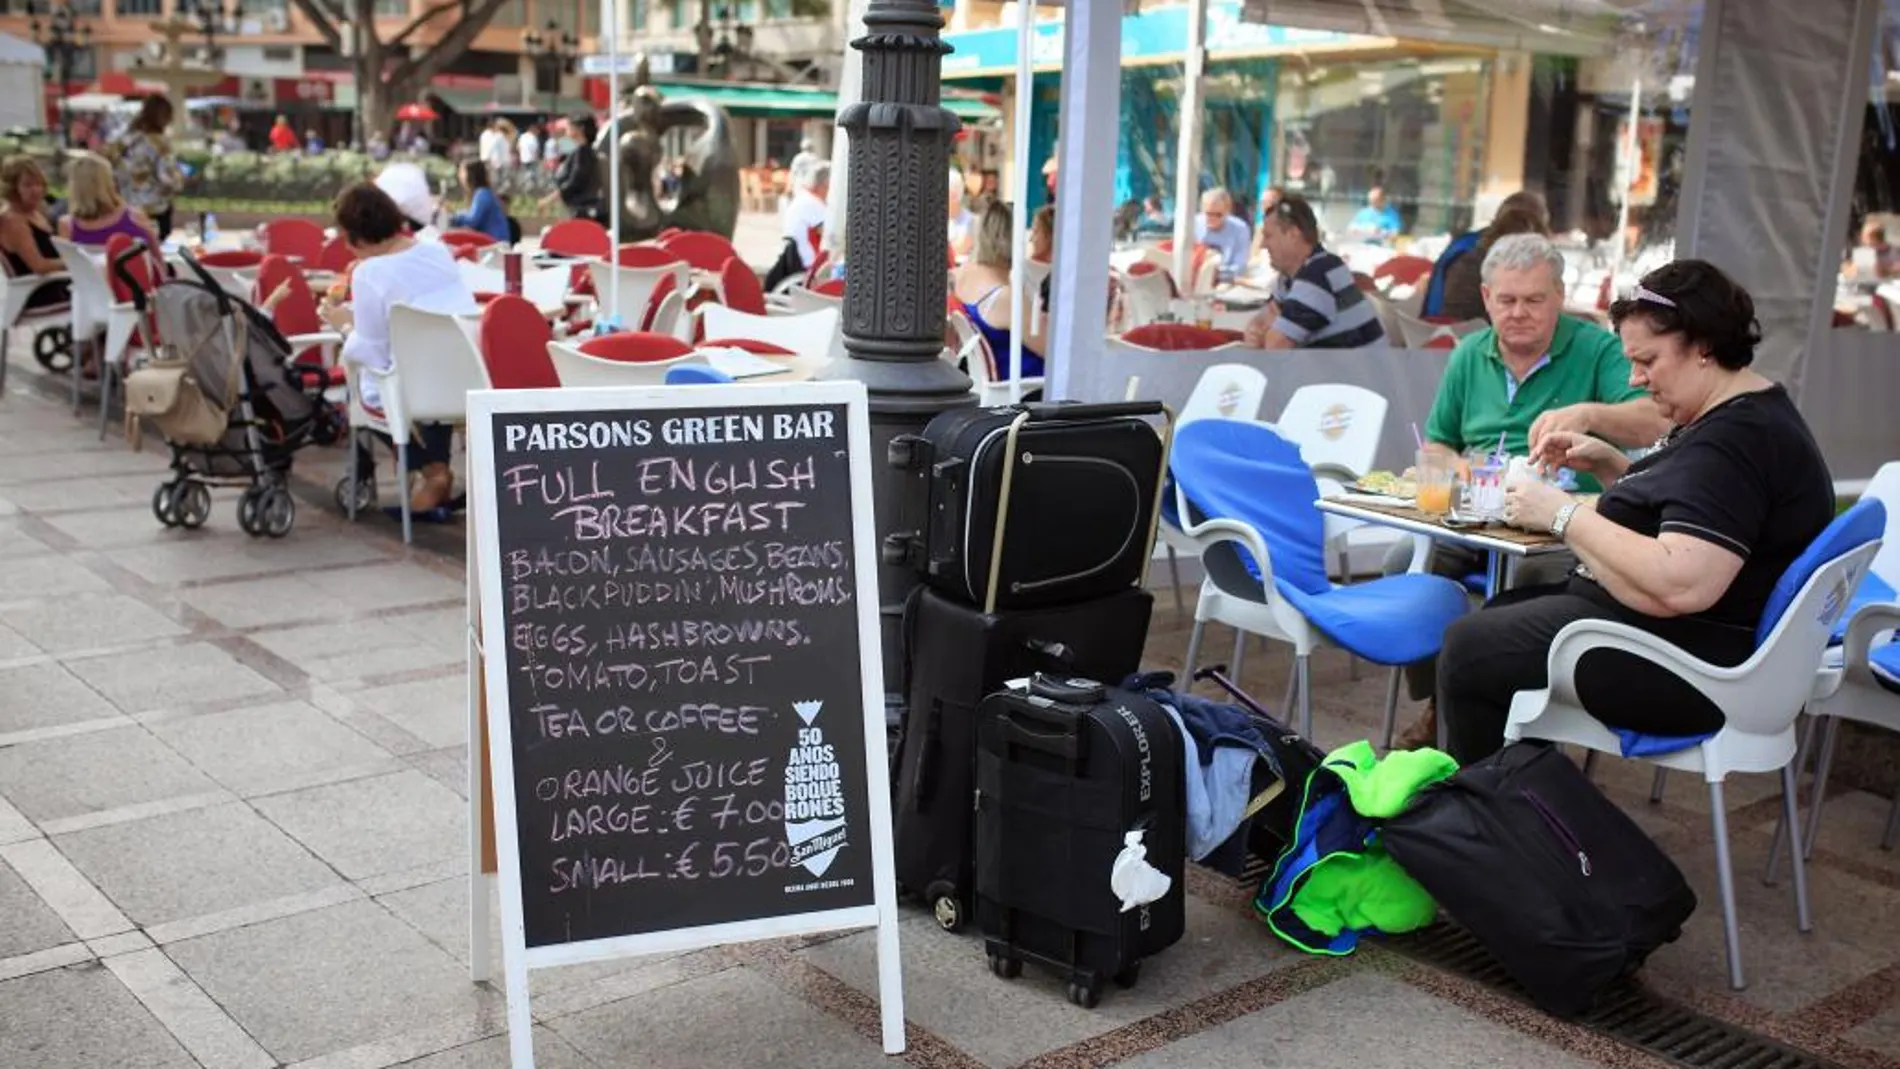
[1415,450,1457,516]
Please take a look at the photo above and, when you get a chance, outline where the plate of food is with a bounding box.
[1349,469,1416,501]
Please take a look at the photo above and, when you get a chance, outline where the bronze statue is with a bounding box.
[594,55,741,241]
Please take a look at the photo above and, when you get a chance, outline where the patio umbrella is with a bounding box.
[395,103,439,121]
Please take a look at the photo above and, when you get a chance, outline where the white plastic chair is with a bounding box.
[520,266,571,319]
[0,259,70,395]
[545,341,691,387]
[1277,384,1390,577]
[949,309,1043,405]
[1155,364,1269,614]
[52,238,141,433]
[371,304,490,544]
[457,262,506,294]
[646,290,688,341]
[1116,268,1173,329]
[700,305,839,363]
[771,284,842,316]
[585,260,690,330]
[1503,503,1886,991]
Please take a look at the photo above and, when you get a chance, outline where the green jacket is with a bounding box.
[1256,740,1458,955]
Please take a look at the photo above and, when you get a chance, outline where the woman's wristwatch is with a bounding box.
[1550,502,1581,539]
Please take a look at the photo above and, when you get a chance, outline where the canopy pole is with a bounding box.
[823,0,871,259]
[1006,1,1035,401]
[606,0,622,328]
[1609,76,1641,297]
[1171,0,1208,293]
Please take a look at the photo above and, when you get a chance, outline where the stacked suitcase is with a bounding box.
[884,401,1184,1006]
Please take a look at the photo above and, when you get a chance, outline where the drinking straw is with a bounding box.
[1495,429,1507,461]
[1411,422,1424,450]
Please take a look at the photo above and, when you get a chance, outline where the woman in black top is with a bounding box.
[1435,259,1834,763]
[542,114,603,223]
[0,156,71,312]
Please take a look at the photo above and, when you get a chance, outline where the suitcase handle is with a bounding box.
[1001,709,1083,762]
[1021,401,1165,422]
[1027,673,1105,704]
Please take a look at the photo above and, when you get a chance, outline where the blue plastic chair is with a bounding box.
[1171,419,1470,741]
[664,364,734,385]
[1504,499,1886,991]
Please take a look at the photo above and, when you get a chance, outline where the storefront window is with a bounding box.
[1839,0,1900,329]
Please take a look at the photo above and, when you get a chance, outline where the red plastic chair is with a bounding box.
[1424,332,1458,350]
[657,230,741,273]
[258,218,325,264]
[479,295,559,389]
[105,233,163,347]
[197,248,266,269]
[1125,259,1181,299]
[614,244,686,268]
[642,272,679,332]
[442,229,498,250]
[813,277,845,298]
[803,249,830,289]
[252,253,298,308]
[1373,255,1434,288]
[575,331,695,363]
[1352,272,1379,295]
[317,236,355,274]
[541,219,611,258]
[1119,323,1242,350]
[716,257,767,315]
[700,336,795,356]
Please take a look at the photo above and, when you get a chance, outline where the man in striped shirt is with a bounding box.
[1243,194,1388,350]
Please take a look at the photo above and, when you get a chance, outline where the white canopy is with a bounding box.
[0,32,45,68]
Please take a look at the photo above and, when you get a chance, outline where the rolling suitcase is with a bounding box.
[974,675,1186,1007]
[892,585,1153,931]
[884,401,1170,612]
[1381,742,1697,1017]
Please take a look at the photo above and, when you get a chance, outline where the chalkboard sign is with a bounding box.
[469,383,904,1065]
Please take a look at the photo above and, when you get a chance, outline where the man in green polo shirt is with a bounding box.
[1389,231,1668,748]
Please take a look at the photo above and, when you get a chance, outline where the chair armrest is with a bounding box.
[1841,602,1900,690]
[1543,616,1746,715]
[284,332,345,365]
[1177,515,1278,593]
[1311,461,1361,485]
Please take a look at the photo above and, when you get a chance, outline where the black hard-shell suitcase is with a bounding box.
[892,586,1153,931]
[974,675,1186,1007]
[884,402,1169,612]
[1382,742,1697,1018]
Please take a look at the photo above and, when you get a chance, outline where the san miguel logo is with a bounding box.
[1216,382,1244,417]
[1319,403,1353,441]
[785,700,849,877]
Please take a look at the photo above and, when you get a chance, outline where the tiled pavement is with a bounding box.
[8,356,1900,1069]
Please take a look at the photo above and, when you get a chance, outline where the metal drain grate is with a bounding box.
[1385,923,1847,1069]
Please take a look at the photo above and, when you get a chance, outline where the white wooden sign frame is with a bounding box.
[466,381,906,1067]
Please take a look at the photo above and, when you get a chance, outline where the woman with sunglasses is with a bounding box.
[1430,259,1834,763]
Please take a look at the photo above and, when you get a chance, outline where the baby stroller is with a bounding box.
[127,250,345,537]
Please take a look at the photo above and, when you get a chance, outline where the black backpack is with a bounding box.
[1381,743,1696,1017]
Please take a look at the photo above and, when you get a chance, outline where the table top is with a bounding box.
[1318,495,1565,557]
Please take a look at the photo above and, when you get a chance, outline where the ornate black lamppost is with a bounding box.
[824,0,975,714]
[522,18,578,116]
[29,1,92,147]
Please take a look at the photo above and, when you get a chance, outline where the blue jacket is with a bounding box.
[1134,676,1273,861]
[451,187,511,243]
[1422,230,1482,317]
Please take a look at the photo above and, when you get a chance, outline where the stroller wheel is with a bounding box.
[34,327,72,373]
[334,475,377,514]
[237,487,264,536]
[176,482,212,529]
[151,482,183,528]
[260,487,296,538]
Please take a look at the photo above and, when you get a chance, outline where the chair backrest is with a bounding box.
[519,265,571,317]
[441,228,498,249]
[260,256,325,359]
[253,253,298,308]
[1171,419,1331,595]
[1119,323,1241,351]
[104,232,161,343]
[666,364,734,385]
[1275,384,1388,480]
[478,295,559,389]
[1757,499,1887,646]
[586,260,691,330]
[717,257,767,315]
[1862,461,1900,585]
[1117,268,1174,327]
[613,244,684,268]
[577,331,695,362]
[52,237,114,328]
[1422,332,1457,350]
[386,304,490,423]
[546,340,691,386]
[700,305,838,362]
[317,236,356,274]
[657,230,740,273]
[259,218,325,263]
[1373,254,1434,288]
[647,289,688,339]
[1179,363,1268,426]
[541,219,612,257]
[778,284,841,314]
[458,261,506,294]
[947,307,995,377]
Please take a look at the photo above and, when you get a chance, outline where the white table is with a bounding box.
[1316,494,1569,599]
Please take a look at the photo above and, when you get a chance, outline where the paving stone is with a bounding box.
[65,641,281,714]
[253,769,466,880]
[0,473,175,514]
[550,965,891,1069]
[248,618,463,683]
[110,539,309,585]
[349,674,469,751]
[33,508,173,550]
[392,1028,596,1068]
[0,555,110,601]
[3,593,188,654]
[166,898,488,1063]
[798,896,1297,1067]
[149,699,393,796]
[317,562,464,613]
[0,855,76,959]
[0,962,198,1069]
[56,802,344,928]
[0,661,120,735]
[0,520,56,558]
[173,574,345,630]
[0,620,39,661]
[1118,972,1599,1069]
[0,725,216,824]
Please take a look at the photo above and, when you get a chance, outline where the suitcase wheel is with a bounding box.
[986,951,1022,980]
[1113,963,1141,989]
[1065,975,1103,1009]
[927,881,964,932]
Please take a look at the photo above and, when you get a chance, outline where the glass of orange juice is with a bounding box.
[1415,450,1457,516]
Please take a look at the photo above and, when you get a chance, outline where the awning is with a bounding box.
[629,78,999,121]
[430,86,594,115]
[1234,0,1658,57]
